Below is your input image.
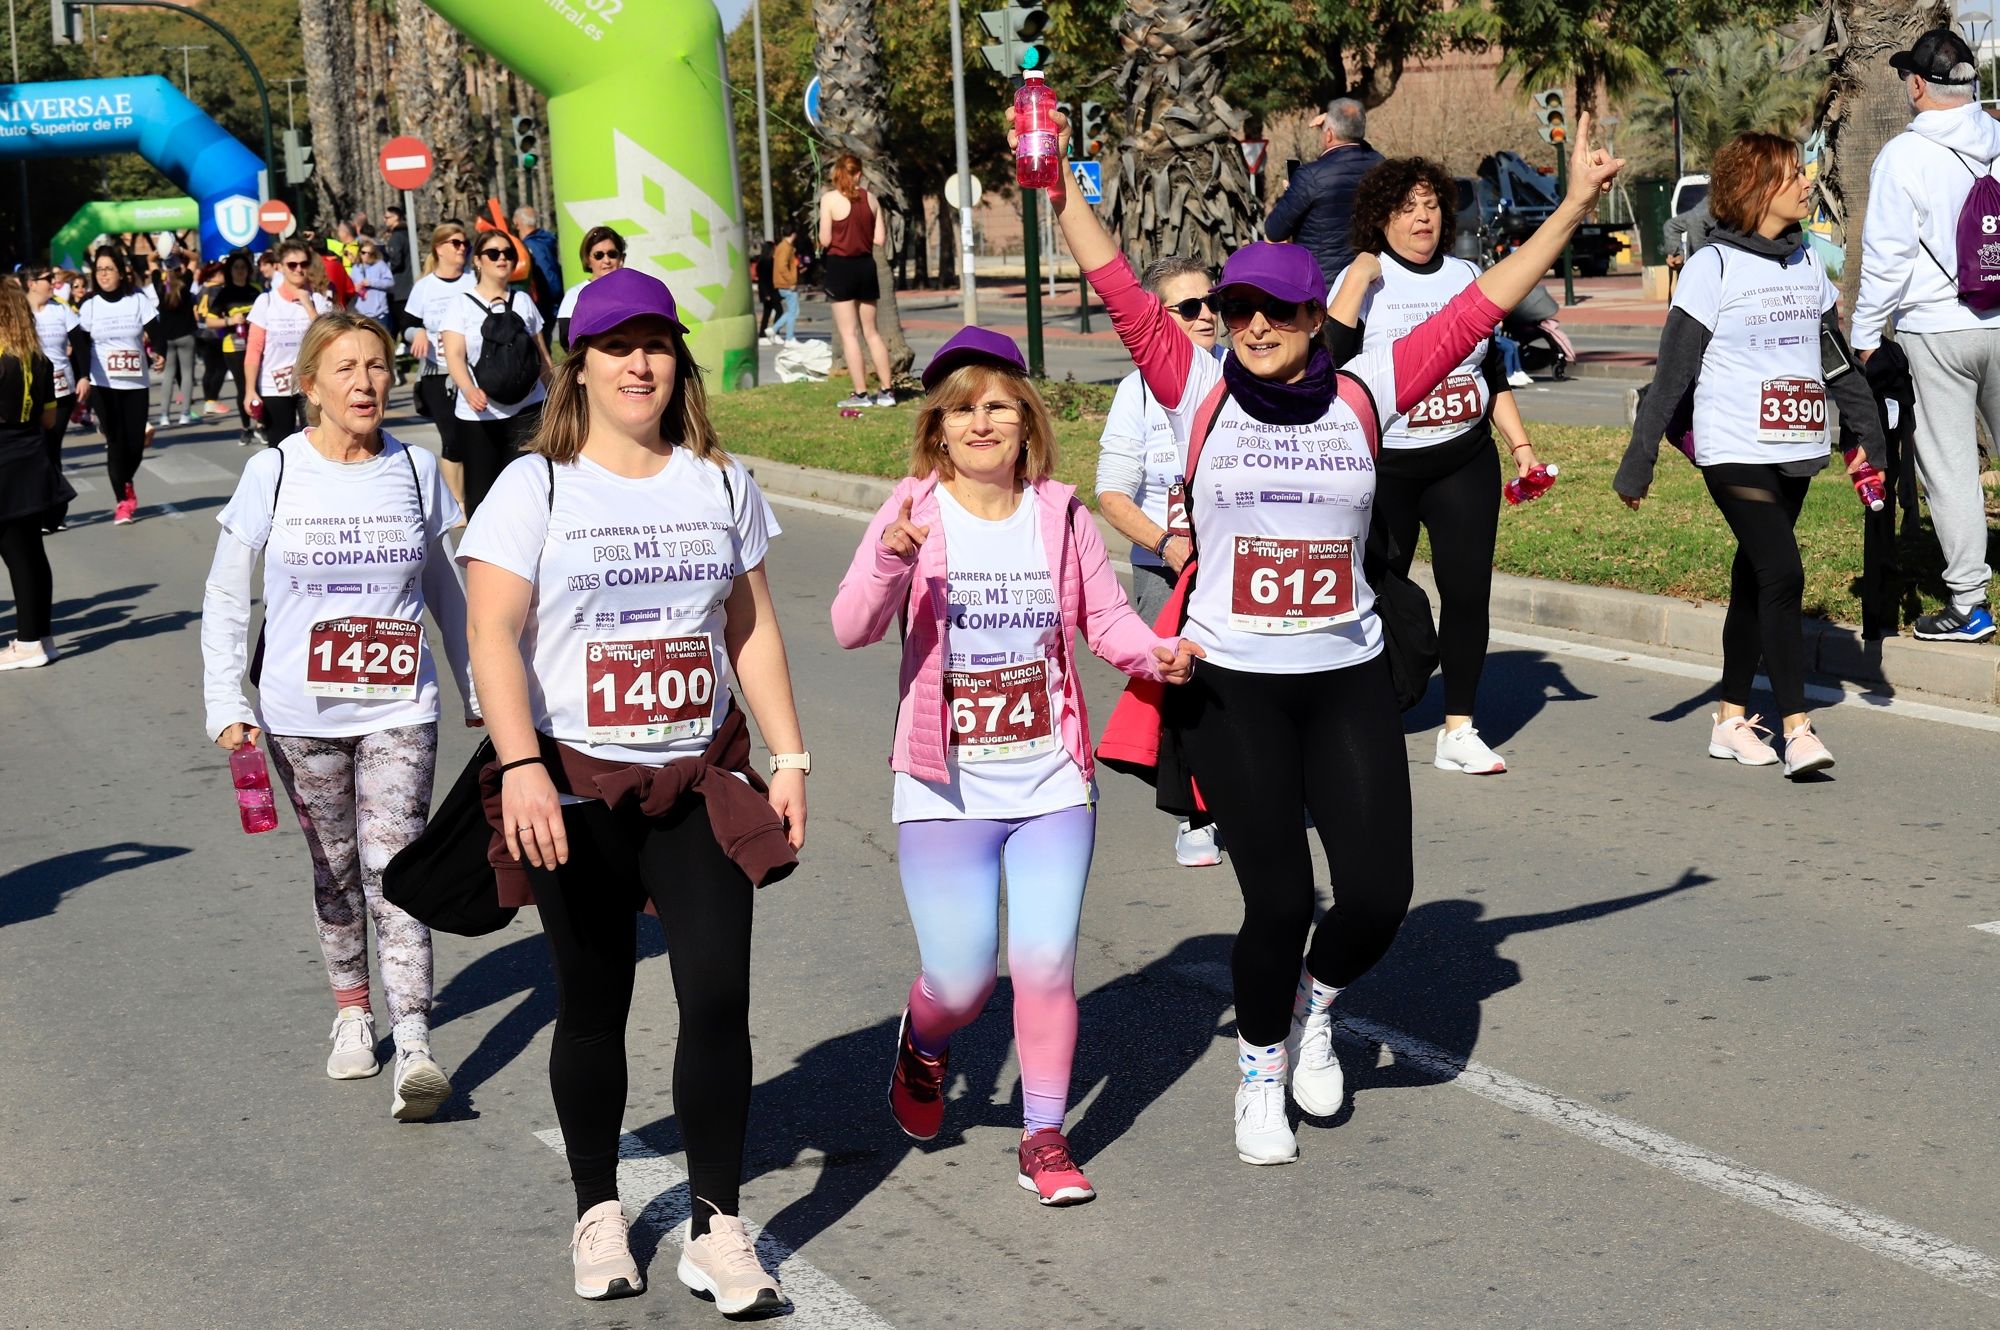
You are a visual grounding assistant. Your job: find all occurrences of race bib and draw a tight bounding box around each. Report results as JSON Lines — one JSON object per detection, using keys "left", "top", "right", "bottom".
{"left": 1757, "top": 377, "right": 1825, "bottom": 444}
{"left": 583, "top": 633, "right": 716, "bottom": 743}
{"left": 104, "top": 348, "right": 144, "bottom": 376}
{"left": 1405, "top": 373, "right": 1482, "bottom": 433}
{"left": 1165, "top": 481, "right": 1191, "bottom": 540}
{"left": 1229, "top": 536, "right": 1358, "bottom": 633}
{"left": 271, "top": 363, "right": 297, "bottom": 395}
{"left": 304, "top": 616, "right": 422, "bottom": 699}
{"left": 51, "top": 362, "right": 72, "bottom": 395}
{"left": 944, "top": 660, "right": 1055, "bottom": 762}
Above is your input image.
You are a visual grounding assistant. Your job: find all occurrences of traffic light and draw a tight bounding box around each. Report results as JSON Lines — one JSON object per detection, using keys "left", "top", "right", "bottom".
{"left": 282, "top": 128, "right": 313, "bottom": 186}
{"left": 1077, "top": 101, "right": 1107, "bottom": 158}
{"left": 978, "top": 6, "right": 1050, "bottom": 76}
{"left": 512, "top": 116, "right": 539, "bottom": 168}
{"left": 1533, "top": 90, "right": 1567, "bottom": 146}
{"left": 49, "top": 0, "right": 80, "bottom": 44}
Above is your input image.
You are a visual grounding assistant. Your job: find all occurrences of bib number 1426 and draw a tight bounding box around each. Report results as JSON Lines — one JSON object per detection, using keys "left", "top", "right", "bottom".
{"left": 584, "top": 634, "right": 716, "bottom": 743}
{"left": 304, "top": 616, "right": 421, "bottom": 699}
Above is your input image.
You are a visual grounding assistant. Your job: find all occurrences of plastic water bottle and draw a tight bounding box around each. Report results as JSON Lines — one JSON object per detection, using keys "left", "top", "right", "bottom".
{"left": 1014, "top": 70, "right": 1061, "bottom": 191}
{"left": 230, "top": 742, "right": 279, "bottom": 834}
{"left": 1843, "top": 447, "right": 1886, "bottom": 512}
{"left": 1503, "top": 461, "right": 1560, "bottom": 506}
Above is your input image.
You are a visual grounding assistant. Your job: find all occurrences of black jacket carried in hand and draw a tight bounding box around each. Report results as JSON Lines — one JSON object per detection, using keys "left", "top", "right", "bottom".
{"left": 1264, "top": 140, "right": 1386, "bottom": 288}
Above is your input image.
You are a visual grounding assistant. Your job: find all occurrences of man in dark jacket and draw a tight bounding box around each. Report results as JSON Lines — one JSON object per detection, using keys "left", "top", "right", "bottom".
{"left": 1264, "top": 98, "right": 1384, "bottom": 289}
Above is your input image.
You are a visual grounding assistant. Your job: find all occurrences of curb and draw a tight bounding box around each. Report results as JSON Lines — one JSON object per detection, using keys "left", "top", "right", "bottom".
{"left": 737, "top": 452, "right": 2000, "bottom": 709}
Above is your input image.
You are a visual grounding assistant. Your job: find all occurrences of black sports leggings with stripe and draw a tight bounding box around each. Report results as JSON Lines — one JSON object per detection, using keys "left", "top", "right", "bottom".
{"left": 1702, "top": 463, "right": 1812, "bottom": 719}
{"left": 1178, "top": 654, "right": 1414, "bottom": 1047}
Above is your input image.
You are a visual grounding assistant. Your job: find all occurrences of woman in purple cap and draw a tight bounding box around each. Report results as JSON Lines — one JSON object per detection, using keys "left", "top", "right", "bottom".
{"left": 1033, "top": 107, "right": 1622, "bottom": 1165}
{"left": 460, "top": 266, "right": 808, "bottom": 1312}
{"left": 830, "top": 325, "right": 1201, "bottom": 1206}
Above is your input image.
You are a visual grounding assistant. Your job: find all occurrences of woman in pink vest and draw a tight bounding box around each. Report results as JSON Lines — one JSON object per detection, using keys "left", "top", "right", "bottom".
{"left": 831, "top": 326, "right": 1200, "bottom": 1206}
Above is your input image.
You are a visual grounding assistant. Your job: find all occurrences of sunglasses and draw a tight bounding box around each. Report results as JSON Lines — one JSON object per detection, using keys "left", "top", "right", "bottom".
{"left": 1165, "top": 297, "right": 1209, "bottom": 322}
{"left": 479, "top": 249, "right": 515, "bottom": 262}
{"left": 282, "top": 260, "right": 311, "bottom": 271}
{"left": 589, "top": 248, "right": 622, "bottom": 261}
{"left": 441, "top": 237, "right": 467, "bottom": 249}
{"left": 1209, "top": 295, "right": 1306, "bottom": 330}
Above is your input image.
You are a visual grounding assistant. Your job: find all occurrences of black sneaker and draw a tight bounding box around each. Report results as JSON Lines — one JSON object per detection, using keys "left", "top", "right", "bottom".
{"left": 1913, "top": 604, "right": 1996, "bottom": 643}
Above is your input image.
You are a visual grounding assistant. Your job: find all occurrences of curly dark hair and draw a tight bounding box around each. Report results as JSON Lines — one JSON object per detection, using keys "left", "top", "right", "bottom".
{"left": 1347, "top": 157, "right": 1458, "bottom": 261}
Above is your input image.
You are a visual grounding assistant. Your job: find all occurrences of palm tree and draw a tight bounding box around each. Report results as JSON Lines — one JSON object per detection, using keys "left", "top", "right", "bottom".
{"left": 812, "top": 0, "right": 914, "bottom": 377}
{"left": 1102, "top": 0, "right": 1262, "bottom": 273}
{"left": 299, "top": 0, "right": 363, "bottom": 223}
{"left": 393, "top": 1, "right": 487, "bottom": 228}
{"left": 1626, "top": 26, "right": 1826, "bottom": 174}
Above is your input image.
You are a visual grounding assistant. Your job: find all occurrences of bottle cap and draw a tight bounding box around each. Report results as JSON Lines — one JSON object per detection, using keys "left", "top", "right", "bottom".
{"left": 1023, "top": 66, "right": 1043, "bottom": 79}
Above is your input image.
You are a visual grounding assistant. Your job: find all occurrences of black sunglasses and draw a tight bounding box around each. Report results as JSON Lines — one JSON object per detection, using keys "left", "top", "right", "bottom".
{"left": 479, "top": 248, "right": 515, "bottom": 262}
{"left": 1209, "top": 294, "right": 1306, "bottom": 329}
{"left": 1165, "top": 297, "right": 1209, "bottom": 321}
{"left": 589, "top": 247, "right": 622, "bottom": 261}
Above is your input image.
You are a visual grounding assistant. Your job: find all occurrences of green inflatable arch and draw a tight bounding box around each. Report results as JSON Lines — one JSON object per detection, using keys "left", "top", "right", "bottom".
{"left": 426, "top": 2, "right": 755, "bottom": 388}
{"left": 51, "top": 196, "right": 198, "bottom": 268}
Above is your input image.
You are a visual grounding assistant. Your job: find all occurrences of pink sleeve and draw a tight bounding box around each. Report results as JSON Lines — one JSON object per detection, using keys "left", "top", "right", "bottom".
{"left": 1088, "top": 257, "right": 1195, "bottom": 410}
{"left": 829, "top": 481, "right": 919, "bottom": 649}
{"left": 1070, "top": 503, "right": 1172, "bottom": 681}
{"left": 1390, "top": 284, "right": 1506, "bottom": 416}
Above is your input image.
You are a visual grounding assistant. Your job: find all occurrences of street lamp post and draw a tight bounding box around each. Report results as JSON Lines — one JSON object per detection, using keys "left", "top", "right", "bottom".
{"left": 1664, "top": 66, "right": 1693, "bottom": 183}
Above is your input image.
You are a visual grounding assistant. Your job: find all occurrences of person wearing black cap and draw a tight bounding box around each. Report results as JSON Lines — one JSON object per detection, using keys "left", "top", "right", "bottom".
{"left": 830, "top": 325, "right": 1200, "bottom": 1207}
{"left": 459, "top": 266, "right": 807, "bottom": 1313}
{"left": 1852, "top": 25, "right": 2000, "bottom": 643}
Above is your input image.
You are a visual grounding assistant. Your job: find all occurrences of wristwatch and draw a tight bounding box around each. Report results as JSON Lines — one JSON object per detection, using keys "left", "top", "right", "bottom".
{"left": 768, "top": 752, "right": 812, "bottom": 776}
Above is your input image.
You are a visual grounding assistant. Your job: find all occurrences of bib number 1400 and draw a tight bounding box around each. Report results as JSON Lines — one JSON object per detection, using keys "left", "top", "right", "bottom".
{"left": 584, "top": 635, "right": 715, "bottom": 743}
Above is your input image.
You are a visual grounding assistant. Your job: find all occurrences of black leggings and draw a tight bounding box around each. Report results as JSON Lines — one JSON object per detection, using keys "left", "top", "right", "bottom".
{"left": 415, "top": 376, "right": 463, "bottom": 463}
{"left": 206, "top": 346, "right": 248, "bottom": 427}
{"left": 1178, "top": 655, "right": 1414, "bottom": 1046}
{"left": 94, "top": 385, "right": 149, "bottom": 498}
{"left": 459, "top": 405, "right": 541, "bottom": 516}
{"left": 0, "top": 517, "right": 53, "bottom": 639}
{"left": 260, "top": 393, "right": 305, "bottom": 447}
{"left": 1376, "top": 424, "right": 1501, "bottom": 718}
{"left": 1703, "top": 464, "right": 1811, "bottom": 719}
{"left": 526, "top": 795, "right": 754, "bottom": 1227}
{"left": 42, "top": 395, "right": 74, "bottom": 527}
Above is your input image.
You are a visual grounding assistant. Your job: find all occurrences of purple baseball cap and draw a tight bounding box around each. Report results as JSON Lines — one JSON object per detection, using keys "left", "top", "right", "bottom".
{"left": 569, "top": 266, "right": 688, "bottom": 339}
{"left": 922, "top": 325, "right": 1028, "bottom": 390}
{"left": 1212, "top": 242, "right": 1326, "bottom": 305}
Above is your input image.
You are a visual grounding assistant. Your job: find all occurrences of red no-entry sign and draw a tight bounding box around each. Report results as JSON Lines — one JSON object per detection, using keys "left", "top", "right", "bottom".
{"left": 258, "top": 200, "right": 294, "bottom": 235}
{"left": 378, "top": 136, "right": 434, "bottom": 191}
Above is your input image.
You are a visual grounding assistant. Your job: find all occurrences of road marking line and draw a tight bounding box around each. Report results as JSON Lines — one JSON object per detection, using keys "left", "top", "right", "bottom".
{"left": 1970, "top": 921, "right": 2000, "bottom": 936}
{"left": 1164, "top": 960, "right": 2000, "bottom": 1299}
{"left": 534, "top": 1128, "right": 896, "bottom": 1328}
{"left": 63, "top": 473, "right": 97, "bottom": 494}
{"left": 141, "top": 453, "right": 235, "bottom": 486}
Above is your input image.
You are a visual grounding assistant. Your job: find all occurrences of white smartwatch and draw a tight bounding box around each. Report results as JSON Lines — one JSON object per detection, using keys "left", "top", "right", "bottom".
{"left": 768, "top": 751, "right": 812, "bottom": 776}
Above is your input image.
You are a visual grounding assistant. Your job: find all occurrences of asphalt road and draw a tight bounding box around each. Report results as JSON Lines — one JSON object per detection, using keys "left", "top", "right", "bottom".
{"left": 3, "top": 395, "right": 1999, "bottom": 1330}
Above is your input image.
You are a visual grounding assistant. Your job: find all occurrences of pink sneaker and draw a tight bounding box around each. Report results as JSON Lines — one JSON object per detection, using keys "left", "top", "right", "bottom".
{"left": 1782, "top": 722, "right": 1835, "bottom": 778}
{"left": 1707, "top": 712, "right": 1778, "bottom": 766}
{"left": 113, "top": 483, "right": 138, "bottom": 526}
{"left": 1017, "top": 1128, "right": 1096, "bottom": 1206}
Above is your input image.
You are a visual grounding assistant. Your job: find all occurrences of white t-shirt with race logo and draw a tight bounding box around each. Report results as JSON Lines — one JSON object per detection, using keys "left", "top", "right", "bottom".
{"left": 1328, "top": 253, "right": 1492, "bottom": 449}
{"left": 216, "top": 430, "right": 463, "bottom": 739}
{"left": 248, "top": 287, "right": 333, "bottom": 396}
{"left": 78, "top": 287, "right": 160, "bottom": 390}
{"left": 34, "top": 302, "right": 78, "bottom": 397}
{"left": 1672, "top": 242, "right": 1838, "bottom": 468}
{"left": 406, "top": 271, "right": 475, "bottom": 373}
{"left": 1098, "top": 368, "right": 1187, "bottom": 568}
{"left": 891, "top": 486, "right": 1090, "bottom": 823}
{"left": 455, "top": 449, "right": 773, "bottom": 766}
{"left": 444, "top": 290, "right": 547, "bottom": 421}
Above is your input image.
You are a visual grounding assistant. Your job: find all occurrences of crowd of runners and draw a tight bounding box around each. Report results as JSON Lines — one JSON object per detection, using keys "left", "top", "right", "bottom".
{"left": 2, "top": 24, "right": 1998, "bottom": 1318}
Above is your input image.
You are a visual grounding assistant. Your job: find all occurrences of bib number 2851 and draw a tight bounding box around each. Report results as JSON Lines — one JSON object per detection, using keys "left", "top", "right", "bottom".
{"left": 584, "top": 634, "right": 716, "bottom": 743}
{"left": 1229, "top": 536, "right": 1357, "bottom": 632}
{"left": 304, "top": 616, "right": 421, "bottom": 699}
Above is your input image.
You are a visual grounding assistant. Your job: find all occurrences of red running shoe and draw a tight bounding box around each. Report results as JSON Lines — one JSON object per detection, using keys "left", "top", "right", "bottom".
{"left": 1017, "top": 1128, "right": 1095, "bottom": 1206}
{"left": 887, "top": 1008, "right": 947, "bottom": 1141}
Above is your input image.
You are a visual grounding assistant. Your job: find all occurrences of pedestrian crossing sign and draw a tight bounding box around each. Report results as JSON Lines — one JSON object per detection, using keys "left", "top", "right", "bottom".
{"left": 1071, "top": 161, "right": 1102, "bottom": 204}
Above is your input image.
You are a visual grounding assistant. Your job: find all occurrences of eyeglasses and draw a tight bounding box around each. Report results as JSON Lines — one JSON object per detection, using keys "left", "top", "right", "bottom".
{"left": 589, "top": 248, "right": 622, "bottom": 262}
{"left": 282, "top": 260, "right": 311, "bottom": 271}
{"left": 441, "top": 238, "right": 467, "bottom": 249}
{"left": 1210, "top": 295, "right": 1306, "bottom": 330}
{"left": 941, "top": 400, "right": 1024, "bottom": 427}
{"left": 1165, "top": 297, "right": 1208, "bottom": 322}
{"left": 479, "top": 249, "right": 514, "bottom": 262}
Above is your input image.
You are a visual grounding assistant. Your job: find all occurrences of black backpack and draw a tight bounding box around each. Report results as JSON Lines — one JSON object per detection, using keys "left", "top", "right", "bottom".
{"left": 464, "top": 292, "right": 541, "bottom": 403}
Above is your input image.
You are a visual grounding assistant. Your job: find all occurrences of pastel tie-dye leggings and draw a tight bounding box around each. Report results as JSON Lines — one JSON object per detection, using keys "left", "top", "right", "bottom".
{"left": 897, "top": 805, "right": 1095, "bottom": 1133}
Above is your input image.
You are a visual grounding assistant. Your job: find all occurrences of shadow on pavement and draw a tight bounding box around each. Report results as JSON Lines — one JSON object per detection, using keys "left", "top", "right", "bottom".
{"left": 1403, "top": 648, "right": 1598, "bottom": 746}
{"left": 0, "top": 841, "right": 190, "bottom": 928}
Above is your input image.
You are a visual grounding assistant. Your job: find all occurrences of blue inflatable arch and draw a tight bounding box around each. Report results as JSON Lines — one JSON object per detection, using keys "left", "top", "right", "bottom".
{"left": 0, "top": 76, "right": 267, "bottom": 259}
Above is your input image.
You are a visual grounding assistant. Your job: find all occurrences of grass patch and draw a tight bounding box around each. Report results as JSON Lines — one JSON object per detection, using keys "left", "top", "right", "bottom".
{"left": 713, "top": 382, "right": 1983, "bottom": 628}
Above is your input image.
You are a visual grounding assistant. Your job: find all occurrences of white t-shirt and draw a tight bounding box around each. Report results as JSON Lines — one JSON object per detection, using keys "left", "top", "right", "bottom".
{"left": 556, "top": 279, "right": 589, "bottom": 323}
{"left": 1330, "top": 253, "right": 1492, "bottom": 449}
{"left": 248, "top": 288, "right": 332, "bottom": 396}
{"left": 1097, "top": 368, "right": 1186, "bottom": 568}
{"left": 1673, "top": 243, "right": 1838, "bottom": 468}
{"left": 216, "top": 430, "right": 464, "bottom": 739}
{"left": 406, "top": 271, "right": 474, "bottom": 373}
{"left": 34, "top": 302, "right": 79, "bottom": 397}
{"left": 78, "top": 288, "right": 159, "bottom": 390}
{"left": 1166, "top": 348, "right": 1397, "bottom": 674}
{"left": 455, "top": 449, "right": 773, "bottom": 766}
{"left": 444, "top": 290, "right": 547, "bottom": 420}
{"left": 892, "top": 486, "right": 1090, "bottom": 823}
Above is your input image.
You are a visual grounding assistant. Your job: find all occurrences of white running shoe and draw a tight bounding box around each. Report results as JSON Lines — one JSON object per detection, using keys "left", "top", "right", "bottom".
{"left": 1506, "top": 370, "right": 1535, "bottom": 388}
{"left": 0, "top": 639, "right": 54, "bottom": 671}
{"left": 325, "top": 1006, "right": 379, "bottom": 1080}
{"left": 1233, "top": 1079, "right": 1298, "bottom": 1166}
{"left": 870, "top": 391, "right": 897, "bottom": 408}
{"left": 1434, "top": 723, "right": 1507, "bottom": 774}
{"left": 1707, "top": 712, "right": 1779, "bottom": 766}
{"left": 571, "top": 1200, "right": 644, "bottom": 1300}
{"left": 390, "top": 1046, "right": 453, "bottom": 1121}
{"left": 1286, "top": 1017, "right": 1345, "bottom": 1117}
{"left": 1174, "top": 820, "right": 1222, "bottom": 867}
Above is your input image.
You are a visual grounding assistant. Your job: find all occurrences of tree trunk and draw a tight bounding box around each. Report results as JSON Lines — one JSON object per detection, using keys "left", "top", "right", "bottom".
{"left": 354, "top": 0, "right": 395, "bottom": 225}
{"left": 393, "top": 1, "right": 484, "bottom": 234}
{"left": 812, "top": 0, "right": 914, "bottom": 378}
{"left": 300, "top": 0, "right": 364, "bottom": 225}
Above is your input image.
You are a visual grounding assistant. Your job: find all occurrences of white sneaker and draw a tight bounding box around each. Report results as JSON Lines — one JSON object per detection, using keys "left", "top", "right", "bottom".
{"left": 571, "top": 1200, "right": 644, "bottom": 1300}
{"left": 1434, "top": 723, "right": 1507, "bottom": 774}
{"left": 1233, "top": 1079, "right": 1298, "bottom": 1165}
{"left": 325, "top": 1006, "right": 379, "bottom": 1080}
{"left": 390, "top": 1046, "right": 453, "bottom": 1121}
{"left": 1506, "top": 370, "right": 1535, "bottom": 388}
{"left": 870, "top": 391, "right": 897, "bottom": 408}
{"left": 1174, "top": 820, "right": 1222, "bottom": 867}
{"left": 1286, "top": 1016, "right": 1345, "bottom": 1117}
{"left": 0, "top": 639, "right": 54, "bottom": 671}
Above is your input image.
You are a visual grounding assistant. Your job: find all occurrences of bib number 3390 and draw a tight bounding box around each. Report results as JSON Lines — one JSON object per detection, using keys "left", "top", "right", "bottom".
{"left": 1757, "top": 377, "right": 1826, "bottom": 444}
{"left": 1230, "top": 536, "right": 1358, "bottom": 632}
{"left": 584, "top": 634, "right": 716, "bottom": 743}
{"left": 945, "top": 661, "right": 1055, "bottom": 763}
{"left": 304, "top": 616, "right": 421, "bottom": 699}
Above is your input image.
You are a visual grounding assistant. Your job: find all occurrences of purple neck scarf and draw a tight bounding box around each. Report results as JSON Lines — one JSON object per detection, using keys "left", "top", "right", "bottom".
{"left": 1222, "top": 342, "right": 1339, "bottom": 426}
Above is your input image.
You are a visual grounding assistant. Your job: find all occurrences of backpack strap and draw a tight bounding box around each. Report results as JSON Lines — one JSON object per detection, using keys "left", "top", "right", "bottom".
{"left": 1332, "top": 370, "right": 1381, "bottom": 457}
{"left": 545, "top": 454, "right": 555, "bottom": 512}
{"left": 401, "top": 441, "right": 425, "bottom": 529}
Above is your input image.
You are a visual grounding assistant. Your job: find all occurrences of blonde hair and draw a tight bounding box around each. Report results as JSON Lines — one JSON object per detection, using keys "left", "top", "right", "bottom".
{"left": 908, "top": 365, "right": 1057, "bottom": 483}
{"left": 530, "top": 324, "right": 726, "bottom": 465}
{"left": 296, "top": 311, "right": 396, "bottom": 425}
{"left": 423, "top": 222, "right": 467, "bottom": 274}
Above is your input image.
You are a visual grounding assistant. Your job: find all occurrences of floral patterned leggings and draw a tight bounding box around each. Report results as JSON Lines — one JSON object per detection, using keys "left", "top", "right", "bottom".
{"left": 267, "top": 722, "right": 438, "bottom": 1047}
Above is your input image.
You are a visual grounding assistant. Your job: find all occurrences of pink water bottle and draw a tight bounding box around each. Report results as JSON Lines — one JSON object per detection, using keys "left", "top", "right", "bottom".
{"left": 230, "top": 741, "right": 279, "bottom": 834}
{"left": 1504, "top": 461, "right": 1560, "bottom": 506}
{"left": 1843, "top": 447, "right": 1886, "bottom": 512}
{"left": 1014, "top": 70, "right": 1061, "bottom": 191}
